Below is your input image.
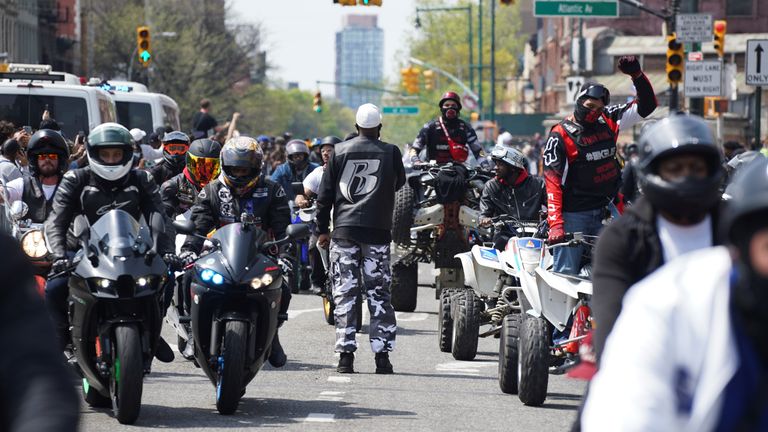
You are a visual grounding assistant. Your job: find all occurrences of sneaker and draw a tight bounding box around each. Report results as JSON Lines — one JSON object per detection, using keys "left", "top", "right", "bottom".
{"left": 337, "top": 352, "right": 354, "bottom": 374}
{"left": 268, "top": 333, "right": 287, "bottom": 368}
{"left": 375, "top": 352, "right": 393, "bottom": 375}
{"left": 182, "top": 339, "right": 196, "bottom": 361}
{"left": 155, "top": 337, "right": 175, "bottom": 363}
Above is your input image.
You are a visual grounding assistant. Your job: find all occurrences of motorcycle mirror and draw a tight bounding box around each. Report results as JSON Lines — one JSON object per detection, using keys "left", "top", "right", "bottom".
{"left": 172, "top": 219, "right": 196, "bottom": 235}
{"left": 286, "top": 223, "right": 310, "bottom": 240}
{"left": 73, "top": 215, "right": 89, "bottom": 240}
{"left": 290, "top": 182, "right": 305, "bottom": 196}
{"left": 9, "top": 201, "right": 28, "bottom": 221}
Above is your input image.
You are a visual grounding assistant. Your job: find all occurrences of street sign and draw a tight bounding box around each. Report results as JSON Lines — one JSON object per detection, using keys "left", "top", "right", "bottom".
{"left": 533, "top": 0, "right": 618, "bottom": 17}
{"left": 684, "top": 60, "right": 722, "bottom": 97}
{"left": 746, "top": 39, "right": 768, "bottom": 86}
{"left": 461, "top": 94, "right": 478, "bottom": 111}
{"left": 381, "top": 106, "right": 419, "bottom": 115}
{"left": 688, "top": 51, "right": 703, "bottom": 62}
{"left": 565, "top": 76, "right": 585, "bottom": 104}
{"left": 676, "top": 14, "right": 713, "bottom": 43}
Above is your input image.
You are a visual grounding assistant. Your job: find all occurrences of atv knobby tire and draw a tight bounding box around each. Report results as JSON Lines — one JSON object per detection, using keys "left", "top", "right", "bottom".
{"left": 391, "top": 184, "right": 416, "bottom": 246}
{"left": 517, "top": 316, "right": 549, "bottom": 406}
{"left": 451, "top": 290, "right": 483, "bottom": 361}
{"left": 391, "top": 262, "right": 418, "bottom": 312}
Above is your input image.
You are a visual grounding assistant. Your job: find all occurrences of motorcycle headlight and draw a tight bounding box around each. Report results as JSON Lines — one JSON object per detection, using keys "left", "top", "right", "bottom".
{"left": 20, "top": 230, "right": 48, "bottom": 259}
{"left": 250, "top": 273, "right": 274, "bottom": 290}
{"left": 200, "top": 268, "right": 225, "bottom": 285}
{"left": 135, "top": 275, "right": 158, "bottom": 290}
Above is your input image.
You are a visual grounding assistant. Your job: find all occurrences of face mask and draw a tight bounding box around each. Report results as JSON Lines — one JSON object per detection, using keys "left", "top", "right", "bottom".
{"left": 574, "top": 102, "right": 601, "bottom": 125}
{"left": 441, "top": 107, "right": 460, "bottom": 120}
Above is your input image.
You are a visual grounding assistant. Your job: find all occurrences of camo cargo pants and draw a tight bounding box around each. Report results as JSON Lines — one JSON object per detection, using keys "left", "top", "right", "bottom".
{"left": 329, "top": 238, "right": 397, "bottom": 353}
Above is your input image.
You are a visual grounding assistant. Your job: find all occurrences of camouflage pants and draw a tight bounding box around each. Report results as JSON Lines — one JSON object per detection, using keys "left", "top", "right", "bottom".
{"left": 329, "top": 238, "right": 397, "bottom": 353}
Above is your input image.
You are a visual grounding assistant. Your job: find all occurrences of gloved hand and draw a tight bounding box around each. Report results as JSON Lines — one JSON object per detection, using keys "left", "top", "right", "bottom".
{"left": 617, "top": 56, "right": 642, "bottom": 77}
{"left": 410, "top": 154, "right": 421, "bottom": 166}
{"left": 163, "top": 253, "right": 183, "bottom": 271}
{"left": 51, "top": 257, "right": 70, "bottom": 275}
{"left": 179, "top": 250, "right": 198, "bottom": 267}
{"left": 548, "top": 224, "right": 566, "bottom": 244}
{"left": 278, "top": 256, "right": 294, "bottom": 276}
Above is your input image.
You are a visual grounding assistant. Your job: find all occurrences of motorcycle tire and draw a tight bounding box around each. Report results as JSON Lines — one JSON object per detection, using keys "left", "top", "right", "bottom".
{"left": 216, "top": 320, "right": 248, "bottom": 415}
{"left": 517, "top": 316, "right": 549, "bottom": 406}
{"left": 300, "top": 268, "right": 311, "bottom": 292}
{"left": 390, "top": 262, "right": 418, "bottom": 312}
{"left": 391, "top": 184, "right": 416, "bottom": 246}
{"left": 111, "top": 324, "right": 144, "bottom": 425}
{"left": 82, "top": 378, "right": 111, "bottom": 408}
{"left": 451, "top": 290, "right": 483, "bottom": 361}
{"left": 499, "top": 313, "right": 521, "bottom": 394}
{"left": 438, "top": 288, "right": 456, "bottom": 353}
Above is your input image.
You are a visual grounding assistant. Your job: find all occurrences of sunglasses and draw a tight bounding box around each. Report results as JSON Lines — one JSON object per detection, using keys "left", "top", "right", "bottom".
{"left": 165, "top": 143, "right": 189, "bottom": 156}
{"left": 37, "top": 153, "right": 59, "bottom": 161}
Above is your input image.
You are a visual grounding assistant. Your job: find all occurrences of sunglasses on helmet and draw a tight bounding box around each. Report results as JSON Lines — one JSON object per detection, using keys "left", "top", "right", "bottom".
{"left": 37, "top": 153, "right": 59, "bottom": 161}
{"left": 165, "top": 143, "right": 189, "bottom": 156}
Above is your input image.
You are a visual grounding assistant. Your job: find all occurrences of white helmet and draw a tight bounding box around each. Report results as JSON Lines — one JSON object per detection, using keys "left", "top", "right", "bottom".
{"left": 87, "top": 123, "right": 134, "bottom": 182}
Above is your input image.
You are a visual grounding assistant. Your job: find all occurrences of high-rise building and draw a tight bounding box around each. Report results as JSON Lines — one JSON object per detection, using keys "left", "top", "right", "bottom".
{"left": 335, "top": 15, "right": 384, "bottom": 109}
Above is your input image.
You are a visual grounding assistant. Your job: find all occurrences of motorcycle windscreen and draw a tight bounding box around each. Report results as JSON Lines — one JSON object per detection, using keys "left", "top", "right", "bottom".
{"left": 211, "top": 223, "right": 269, "bottom": 278}
{"left": 90, "top": 209, "right": 151, "bottom": 256}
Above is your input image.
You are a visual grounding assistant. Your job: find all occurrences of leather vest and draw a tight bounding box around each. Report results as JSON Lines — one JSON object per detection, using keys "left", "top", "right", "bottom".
{"left": 557, "top": 118, "right": 621, "bottom": 199}
{"left": 21, "top": 176, "right": 55, "bottom": 223}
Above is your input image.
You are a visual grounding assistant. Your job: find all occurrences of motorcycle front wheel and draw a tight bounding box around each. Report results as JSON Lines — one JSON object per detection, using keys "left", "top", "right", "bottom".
{"left": 111, "top": 324, "right": 144, "bottom": 424}
{"left": 216, "top": 320, "right": 248, "bottom": 415}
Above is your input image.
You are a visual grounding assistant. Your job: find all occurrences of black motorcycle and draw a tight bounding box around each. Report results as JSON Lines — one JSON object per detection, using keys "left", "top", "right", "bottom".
{"left": 69, "top": 209, "right": 167, "bottom": 425}
{"left": 173, "top": 216, "right": 310, "bottom": 415}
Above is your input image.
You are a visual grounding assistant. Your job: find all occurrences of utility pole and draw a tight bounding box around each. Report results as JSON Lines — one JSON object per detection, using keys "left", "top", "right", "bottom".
{"left": 490, "top": 0, "right": 496, "bottom": 121}
{"left": 477, "top": 0, "right": 483, "bottom": 116}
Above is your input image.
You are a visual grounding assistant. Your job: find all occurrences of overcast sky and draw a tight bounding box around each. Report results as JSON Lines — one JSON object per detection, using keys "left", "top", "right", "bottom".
{"left": 230, "top": 0, "right": 418, "bottom": 95}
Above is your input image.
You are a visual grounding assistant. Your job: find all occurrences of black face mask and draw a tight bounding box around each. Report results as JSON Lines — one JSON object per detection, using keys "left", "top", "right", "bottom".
{"left": 441, "top": 107, "right": 460, "bottom": 120}
{"left": 574, "top": 102, "right": 601, "bottom": 126}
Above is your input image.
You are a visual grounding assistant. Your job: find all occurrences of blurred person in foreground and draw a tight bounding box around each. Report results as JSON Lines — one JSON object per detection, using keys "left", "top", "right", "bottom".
{"left": 583, "top": 156, "right": 768, "bottom": 431}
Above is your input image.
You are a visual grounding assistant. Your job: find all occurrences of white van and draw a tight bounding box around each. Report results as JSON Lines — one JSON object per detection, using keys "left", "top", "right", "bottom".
{"left": 103, "top": 82, "right": 181, "bottom": 134}
{"left": 0, "top": 80, "right": 116, "bottom": 139}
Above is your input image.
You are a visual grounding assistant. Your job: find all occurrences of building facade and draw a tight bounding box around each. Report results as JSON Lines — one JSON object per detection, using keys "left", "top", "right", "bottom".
{"left": 335, "top": 14, "right": 384, "bottom": 109}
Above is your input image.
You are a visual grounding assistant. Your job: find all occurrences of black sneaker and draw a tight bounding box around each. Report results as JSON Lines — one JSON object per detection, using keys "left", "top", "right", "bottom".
{"left": 268, "top": 333, "right": 287, "bottom": 368}
{"left": 155, "top": 337, "right": 175, "bottom": 363}
{"left": 337, "top": 352, "right": 354, "bottom": 374}
{"left": 375, "top": 352, "right": 393, "bottom": 375}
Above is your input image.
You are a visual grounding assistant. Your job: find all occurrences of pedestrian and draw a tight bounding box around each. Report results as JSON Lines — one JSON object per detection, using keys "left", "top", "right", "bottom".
{"left": 582, "top": 156, "right": 768, "bottom": 431}
{"left": 191, "top": 98, "right": 218, "bottom": 137}
{"left": 0, "top": 139, "right": 24, "bottom": 184}
{"left": 316, "top": 103, "right": 405, "bottom": 374}
{"left": 543, "top": 55, "right": 657, "bottom": 275}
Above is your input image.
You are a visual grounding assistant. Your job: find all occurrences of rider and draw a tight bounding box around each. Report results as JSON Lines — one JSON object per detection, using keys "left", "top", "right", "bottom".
{"left": 410, "top": 91, "right": 483, "bottom": 165}
{"left": 270, "top": 139, "right": 319, "bottom": 202}
{"left": 0, "top": 129, "right": 69, "bottom": 221}
{"left": 150, "top": 131, "right": 191, "bottom": 186}
{"left": 180, "top": 136, "right": 292, "bottom": 368}
{"left": 44, "top": 123, "right": 177, "bottom": 361}
{"left": 582, "top": 156, "right": 768, "bottom": 431}
{"left": 160, "top": 138, "right": 222, "bottom": 219}
{"left": 479, "top": 146, "right": 547, "bottom": 250}
{"left": 543, "top": 56, "right": 657, "bottom": 274}
{"left": 591, "top": 114, "right": 724, "bottom": 360}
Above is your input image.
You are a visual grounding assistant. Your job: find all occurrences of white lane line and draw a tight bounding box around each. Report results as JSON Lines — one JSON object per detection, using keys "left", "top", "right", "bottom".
{"left": 395, "top": 312, "right": 429, "bottom": 322}
{"left": 435, "top": 361, "right": 495, "bottom": 376}
{"left": 327, "top": 376, "right": 351, "bottom": 383}
{"left": 288, "top": 308, "right": 323, "bottom": 319}
{"left": 317, "top": 391, "right": 345, "bottom": 402}
{"left": 305, "top": 413, "right": 335, "bottom": 423}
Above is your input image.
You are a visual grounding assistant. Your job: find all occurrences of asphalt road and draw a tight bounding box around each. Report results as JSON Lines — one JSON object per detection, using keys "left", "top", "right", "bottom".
{"left": 79, "top": 265, "right": 585, "bottom": 431}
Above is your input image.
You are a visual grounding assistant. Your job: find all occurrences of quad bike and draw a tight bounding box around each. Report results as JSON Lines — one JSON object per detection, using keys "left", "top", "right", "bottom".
{"left": 390, "top": 162, "right": 492, "bottom": 312}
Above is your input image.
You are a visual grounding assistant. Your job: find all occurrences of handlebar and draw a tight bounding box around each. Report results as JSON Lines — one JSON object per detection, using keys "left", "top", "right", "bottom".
{"left": 547, "top": 233, "right": 598, "bottom": 248}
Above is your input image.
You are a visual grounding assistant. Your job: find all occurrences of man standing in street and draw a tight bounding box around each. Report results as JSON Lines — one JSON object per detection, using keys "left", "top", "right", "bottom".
{"left": 316, "top": 104, "right": 405, "bottom": 374}
{"left": 191, "top": 98, "right": 218, "bottom": 139}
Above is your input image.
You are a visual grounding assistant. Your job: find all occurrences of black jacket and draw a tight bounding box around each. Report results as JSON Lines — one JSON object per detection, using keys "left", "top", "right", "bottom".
{"left": 413, "top": 117, "right": 482, "bottom": 164}
{"left": 479, "top": 174, "right": 547, "bottom": 221}
{"left": 44, "top": 167, "right": 174, "bottom": 258}
{"left": 182, "top": 177, "right": 290, "bottom": 253}
{"left": 0, "top": 234, "right": 79, "bottom": 432}
{"left": 316, "top": 135, "right": 406, "bottom": 245}
{"left": 160, "top": 172, "right": 199, "bottom": 218}
{"left": 591, "top": 197, "right": 719, "bottom": 360}
{"left": 150, "top": 160, "right": 183, "bottom": 187}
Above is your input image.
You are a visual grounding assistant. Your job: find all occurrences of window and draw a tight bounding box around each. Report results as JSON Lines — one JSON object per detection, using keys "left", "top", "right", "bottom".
{"left": 0, "top": 93, "right": 89, "bottom": 139}
{"left": 727, "top": 0, "right": 753, "bottom": 16}
{"left": 116, "top": 102, "right": 152, "bottom": 134}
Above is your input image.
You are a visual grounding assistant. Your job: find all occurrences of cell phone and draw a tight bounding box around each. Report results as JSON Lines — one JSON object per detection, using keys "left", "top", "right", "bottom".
{"left": 22, "top": 126, "right": 32, "bottom": 134}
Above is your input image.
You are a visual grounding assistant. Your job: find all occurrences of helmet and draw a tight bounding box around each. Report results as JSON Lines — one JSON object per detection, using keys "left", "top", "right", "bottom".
{"left": 286, "top": 139, "right": 310, "bottom": 158}
{"left": 310, "top": 138, "right": 322, "bottom": 148}
{"left": 320, "top": 136, "right": 342, "bottom": 148}
{"left": 256, "top": 135, "right": 270, "bottom": 144}
{"left": 491, "top": 146, "right": 526, "bottom": 170}
{"left": 722, "top": 157, "right": 768, "bottom": 241}
{"left": 576, "top": 82, "right": 610, "bottom": 105}
{"left": 186, "top": 138, "right": 222, "bottom": 187}
{"left": 220, "top": 136, "right": 263, "bottom": 194}
{"left": 439, "top": 91, "right": 462, "bottom": 110}
{"left": 27, "top": 129, "right": 70, "bottom": 176}
{"left": 637, "top": 114, "right": 723, "bottom": 217}
{"left": 86, "top": 123, "right": 134, "bottom": 182}
{"left": 161, "top": 130, "right": 190, "bottom": 169}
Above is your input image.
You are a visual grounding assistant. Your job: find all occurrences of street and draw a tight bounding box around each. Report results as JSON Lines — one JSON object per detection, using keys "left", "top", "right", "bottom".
{"left": 79, "top": 265, "right": 585, "bottom": 431}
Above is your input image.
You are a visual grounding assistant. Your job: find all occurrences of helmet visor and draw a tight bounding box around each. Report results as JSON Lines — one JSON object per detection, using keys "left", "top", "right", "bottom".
{"left": 577, "top": 85, "right": 610, "bottom": 105}
{"left": 188, "top": 154, "right": 221, "bottom": 185}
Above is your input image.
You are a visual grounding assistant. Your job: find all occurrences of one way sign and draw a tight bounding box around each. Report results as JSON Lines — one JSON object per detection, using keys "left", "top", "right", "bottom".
{"left": 746, "top": 39, "right": 768, "bottom": 86}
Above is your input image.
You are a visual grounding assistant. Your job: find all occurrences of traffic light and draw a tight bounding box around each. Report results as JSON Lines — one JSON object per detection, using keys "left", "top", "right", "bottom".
{"left": 136, "top": 26, "right": 151, "bottom": 67}
{"left": 666, "top": 33, "right": 684, "bottom": 85}
{"left": 713, "top": 20, "right": 726, "bottom": 58}
{"left": 401, "top": 67, "right": 420, "bottom": 95}
{"left": 313, "top": 91, "right": 322, "bottom": 113}
{"left": 423, "top": 70, "right": 435, "bottom": 91}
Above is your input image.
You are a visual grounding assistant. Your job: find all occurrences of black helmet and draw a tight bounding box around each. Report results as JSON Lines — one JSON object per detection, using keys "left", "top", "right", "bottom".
{"left": 161, "top": 130, "right": 190, "bottom": 169}
{"left": 490, "top": 146, "right": 526, "bottom": 170}
{"left": 320, "top": 136, "right": 342, "bottom": 148}
{"left": 637, "top": 114, "right": 723, "bottom": 218}
{"left": 186, "top": 138, "right": 222, "bottom": 188}
{"left": 87, "top": 123, "right": 134, "bottom": 182}
{"left": 286, "top": 139, "right": 310, "bottom": 157}
{"left": 721, "top": 156, "right": 768, "bottom": 244}
{"left": 220, "top": 136, "right": 263, "bottom": 194}
{"left": 27, "top": 129, "right": 70, "bottom": 176}
{"left": 576, "top": 82, "right": 610, "bottom": 105}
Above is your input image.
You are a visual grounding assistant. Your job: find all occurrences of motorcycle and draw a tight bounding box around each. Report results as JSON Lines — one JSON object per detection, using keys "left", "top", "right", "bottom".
{"left": 390, "top": 162, "right": 492, "bottom": 312}
{"left": 173, "top": 216, "right": 310, "bottom": 415}
{"left": 288, "top": 182, "right": 313, "bottom": 293}
{"left": 5, "top": 201, "right": 51, "bottom": 296}
{"left": 67, "top": 209, "right": 168, "bottom": 424}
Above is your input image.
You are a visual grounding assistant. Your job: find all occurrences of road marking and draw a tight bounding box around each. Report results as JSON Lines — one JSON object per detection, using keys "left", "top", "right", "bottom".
{"left": 317, "top": 391, "right": 345, "bottom": 401}
{"left": 305, "top": 413, "right": 335, "bottom": 423}
{"left": 327, "top": 376, "right": 351, "bottom": 383}
{"left": 395, "top": 312, "right": 429, "bottom": 322}
{"left": 288, "top": 308, "right": 323, "bottom": 319}
{"left": 435, "top": 361, "right": 495, "bottom": 376}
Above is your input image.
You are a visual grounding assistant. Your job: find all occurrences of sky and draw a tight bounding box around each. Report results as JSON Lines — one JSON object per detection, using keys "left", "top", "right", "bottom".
{"left": 229, "top": 0, "right": 418, "bottom": 95}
